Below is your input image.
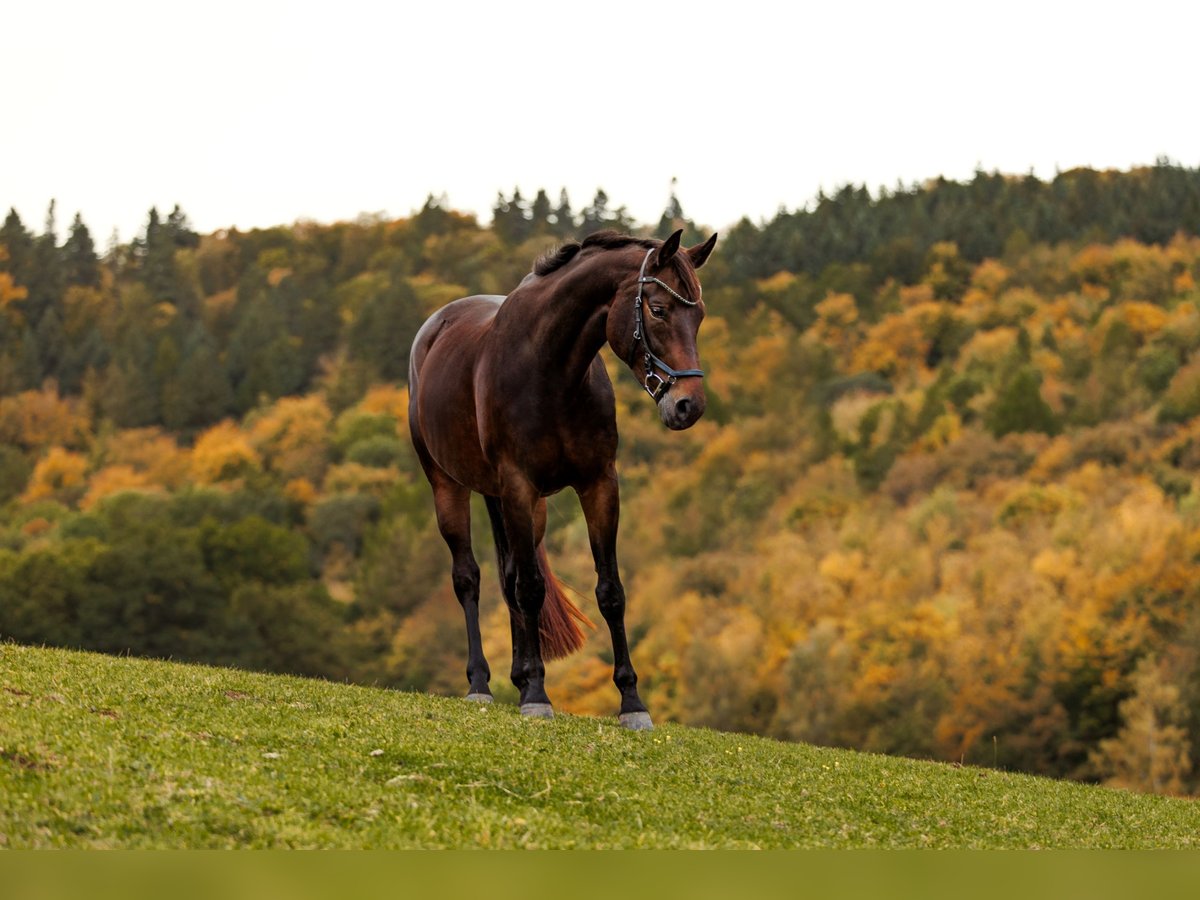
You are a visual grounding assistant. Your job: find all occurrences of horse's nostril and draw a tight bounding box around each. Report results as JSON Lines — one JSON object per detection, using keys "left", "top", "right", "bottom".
{"left": 675, "top": 397, "right": 692, "bottom": 418}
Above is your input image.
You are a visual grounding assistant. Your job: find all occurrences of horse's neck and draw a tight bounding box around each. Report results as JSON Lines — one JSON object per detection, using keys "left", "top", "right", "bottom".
{"left": 495, "top": 253, "right": 623, "bottom": 386}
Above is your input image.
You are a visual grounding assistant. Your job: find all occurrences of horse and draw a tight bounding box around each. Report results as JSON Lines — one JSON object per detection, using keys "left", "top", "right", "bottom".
{"left": 407, "top": 228, "right": 717, "bottom": 729}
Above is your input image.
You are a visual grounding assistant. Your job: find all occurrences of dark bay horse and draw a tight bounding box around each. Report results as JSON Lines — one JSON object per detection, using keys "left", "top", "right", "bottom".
{"left": 408, "top": 229, "right": 717, "bottom": 729}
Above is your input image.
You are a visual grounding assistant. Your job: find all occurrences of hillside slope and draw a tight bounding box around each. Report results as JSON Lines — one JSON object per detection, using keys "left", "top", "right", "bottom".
{"left": 3, "top": 645, "right": 1198, "bottom": 848}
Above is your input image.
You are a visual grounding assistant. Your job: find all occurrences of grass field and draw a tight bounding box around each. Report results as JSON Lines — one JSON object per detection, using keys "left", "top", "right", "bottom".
{"left": 2, "top": 642, "right": 1199, "bottom": 848}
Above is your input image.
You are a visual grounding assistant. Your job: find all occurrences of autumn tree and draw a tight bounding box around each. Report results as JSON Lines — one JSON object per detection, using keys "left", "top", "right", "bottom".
{"left": 0, "top": 245, "right": 29, "bottom": 327}
{"left": 1091, "top": 657, "right": 1193, "bottom": 795}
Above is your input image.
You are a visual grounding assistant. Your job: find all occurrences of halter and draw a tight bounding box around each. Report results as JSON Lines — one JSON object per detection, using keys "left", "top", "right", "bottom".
{"left": 631, "top": 248, "right": 704, "bottom": 402}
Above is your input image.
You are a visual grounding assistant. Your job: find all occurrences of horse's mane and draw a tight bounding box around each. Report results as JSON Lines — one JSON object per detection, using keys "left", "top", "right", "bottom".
{"left": 535, "top": 232, "right": 656, "bottom": 276}
{"left": 533, "top": 242, "right": 583, "bottom": 276}
{"left": 532, "top": 231, "right": 701, "bottom": 298}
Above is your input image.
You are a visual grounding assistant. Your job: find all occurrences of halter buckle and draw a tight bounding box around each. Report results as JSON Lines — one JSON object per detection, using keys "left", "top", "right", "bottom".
{"left": 644, "top": 370, "right": 672, "bottom": 402}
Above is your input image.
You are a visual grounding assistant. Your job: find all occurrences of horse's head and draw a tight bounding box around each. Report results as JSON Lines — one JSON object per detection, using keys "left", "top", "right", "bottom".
{"left": 610, "top": 229, "right": 717, "bottom": 430}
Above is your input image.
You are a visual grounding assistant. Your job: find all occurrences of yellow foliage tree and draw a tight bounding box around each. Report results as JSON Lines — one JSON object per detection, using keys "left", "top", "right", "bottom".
{"left": 248, "top": 395, "right": 332, "bottom": 482}
{"left": 284, "top": 477, "right": 318, "bottom": 506}
{"left": 810, "top": 292, "right": 860, "bottom": 360}
{"left": 1091, "top": 657, "right": 1193, "bottom": 795}
{"left": 970, "top": 258, "right": 1012, "bottom": 298}
{"left": 99, "top": 427, "right": 189, "bottom": 489}
{"left": 80, "top": 465, "right": 158, "bottom": 510}
{"left": 852, "top": 303, "right": 945, "bottom": 377}
{"left": 359, "top": 384, "right": 410, "bottom": 430}
{"left": 62, "top": 285, "right": 113, "bottom": 339}
{"left": 190, "top": 421, "right": 261, "bottom": 484}
{"left": 0, "top": 246, "right": 28, "bottom": 326}
{"left": 21, "top": 447, "right": 89, "bottom": 505}
{"left": 323, "top": 461, "right": 397, "bottom": 495}
{"left": 0, "top": 386, "right": 91, "bottom": 451}
{"left": 960, "top": 326, "right": 1017, "bottom": 368}
{"left": 1118, "top": 301, "right": 1170, "bottom": 339}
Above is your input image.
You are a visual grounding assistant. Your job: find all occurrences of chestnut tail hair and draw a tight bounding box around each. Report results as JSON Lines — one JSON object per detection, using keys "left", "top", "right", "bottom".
{"left": 535, "top": 544, "right": 593, "bottom": 660}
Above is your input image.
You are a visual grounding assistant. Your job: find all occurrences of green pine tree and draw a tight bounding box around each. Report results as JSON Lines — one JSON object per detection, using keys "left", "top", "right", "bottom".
{"left": 987, "top": 366, "right": 1059, "bottom": 436}
{"left": 62, "top": 213, "right": 100, "bottom": 288}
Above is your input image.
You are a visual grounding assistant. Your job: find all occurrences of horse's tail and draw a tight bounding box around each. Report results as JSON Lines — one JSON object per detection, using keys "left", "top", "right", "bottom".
{"left": 535, "top": 544, "right": 594, "bottom": 660}
{"left": 485, "top": 496, "right": 594, "bottom": 661}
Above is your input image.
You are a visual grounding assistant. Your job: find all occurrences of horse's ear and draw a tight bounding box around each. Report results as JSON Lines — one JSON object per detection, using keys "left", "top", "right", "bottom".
{"left": 687, "top": 233, "right": 718, "bottom": 269}
{"left": 654, "top": 229, "right": 683, "bottom": 267}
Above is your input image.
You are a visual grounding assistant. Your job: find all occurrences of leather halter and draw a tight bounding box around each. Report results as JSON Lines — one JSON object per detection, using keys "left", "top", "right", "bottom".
{"left": 631, "top": 248, "right": 704, "bottom": 402}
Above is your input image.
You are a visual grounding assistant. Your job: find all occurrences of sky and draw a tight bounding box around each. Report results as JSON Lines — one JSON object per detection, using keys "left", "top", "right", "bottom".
{"left": 5, "top": 0, "right": 1198, "bottom": 243}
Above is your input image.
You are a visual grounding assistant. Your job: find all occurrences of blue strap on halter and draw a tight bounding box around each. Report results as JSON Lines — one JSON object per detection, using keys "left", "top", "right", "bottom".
{"left": 631, "top": 248, "right": 703, "bottom": 402}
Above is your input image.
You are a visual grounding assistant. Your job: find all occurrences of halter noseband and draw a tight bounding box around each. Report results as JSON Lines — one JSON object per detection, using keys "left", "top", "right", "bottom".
{"left": 631, "top": 248, "right": 704, "bottom": 402}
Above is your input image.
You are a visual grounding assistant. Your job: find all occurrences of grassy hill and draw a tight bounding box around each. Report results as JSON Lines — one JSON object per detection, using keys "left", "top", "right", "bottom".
{"left": 2, "top": 643, "right": 1198, "bottom": 849}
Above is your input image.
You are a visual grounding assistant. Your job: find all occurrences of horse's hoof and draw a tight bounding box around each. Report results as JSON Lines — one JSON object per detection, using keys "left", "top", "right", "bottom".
{"left": 465, "top": 692, "right": 493, "bottom": 704}
{"left": 520, "top": 702, "right": 554, "bottom": 719}
{"left": 619, "top": 711, "right": 654, "bottom": 731}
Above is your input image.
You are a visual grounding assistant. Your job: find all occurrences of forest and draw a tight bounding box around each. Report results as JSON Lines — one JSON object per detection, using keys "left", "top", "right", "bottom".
{"left": 3, "top": 160, "right": 1200, "bottom": 796}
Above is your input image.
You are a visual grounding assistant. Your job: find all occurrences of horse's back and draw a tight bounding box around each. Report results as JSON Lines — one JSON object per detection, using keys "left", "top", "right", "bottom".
{"left": 409, "top": 295, "right": 506, "bottom": 493}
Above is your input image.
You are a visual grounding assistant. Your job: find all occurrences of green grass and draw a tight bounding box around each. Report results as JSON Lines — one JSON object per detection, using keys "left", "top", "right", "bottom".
{"left": 2, "top": 643, "right": 1198, "bottom": 848}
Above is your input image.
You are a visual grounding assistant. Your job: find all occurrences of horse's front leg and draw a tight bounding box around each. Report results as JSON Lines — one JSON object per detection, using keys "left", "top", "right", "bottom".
{"left": 499, "top": 480, "right": 553, "bottom": 717}
{"left": 578, "top": 469, "right": 651, "bottom": 730}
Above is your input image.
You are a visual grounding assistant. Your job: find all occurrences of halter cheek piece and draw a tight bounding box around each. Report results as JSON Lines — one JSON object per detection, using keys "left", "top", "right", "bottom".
{"left": 631, "top": 248, "right": 704, "bottom": 402}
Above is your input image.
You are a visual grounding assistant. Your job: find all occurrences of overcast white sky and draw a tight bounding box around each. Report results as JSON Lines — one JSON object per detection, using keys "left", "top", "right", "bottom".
{"left": 5, "top": 0, "right": 1197, "bottom": 243}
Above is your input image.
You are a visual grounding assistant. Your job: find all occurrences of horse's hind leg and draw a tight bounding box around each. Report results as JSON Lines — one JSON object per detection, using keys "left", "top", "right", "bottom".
{"left": 484, "top": 497, "right": 524, "bottom": 692}
{"left": 490, "top": 482, "right": 555, "bottom": 716}
{"left": 430, "top": 477, "right": 491, "bottom": 700}
{"left": 485, "top": 494, "right": 552, "bottom": 715}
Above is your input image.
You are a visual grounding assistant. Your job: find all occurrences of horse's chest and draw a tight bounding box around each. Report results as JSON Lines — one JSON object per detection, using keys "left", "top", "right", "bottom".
{"left": 483, "top": 407, "right": 616, "bottom": 494}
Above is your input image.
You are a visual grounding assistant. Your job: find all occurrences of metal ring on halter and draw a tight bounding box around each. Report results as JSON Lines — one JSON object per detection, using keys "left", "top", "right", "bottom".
{"left": 631, "top": 248, "right": 704, "bottom": 402}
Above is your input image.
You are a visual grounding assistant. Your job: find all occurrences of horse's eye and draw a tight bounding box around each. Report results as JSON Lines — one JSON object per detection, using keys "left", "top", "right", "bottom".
{"left": 649, "top": 306, "right": 666, "bottom": 320}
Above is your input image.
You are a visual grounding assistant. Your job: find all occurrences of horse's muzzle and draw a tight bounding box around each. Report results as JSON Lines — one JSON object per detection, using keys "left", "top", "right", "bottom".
{"left": 658, "top": 384, "right": 706, "bottom": 430}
